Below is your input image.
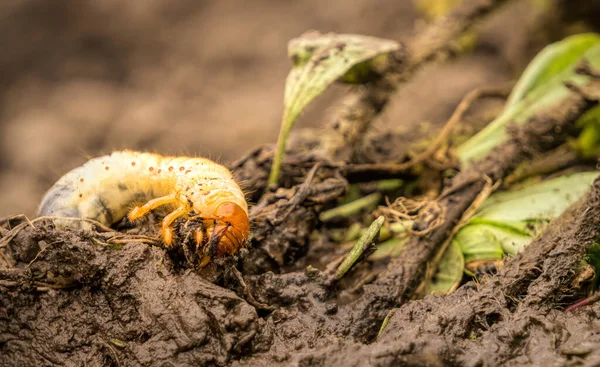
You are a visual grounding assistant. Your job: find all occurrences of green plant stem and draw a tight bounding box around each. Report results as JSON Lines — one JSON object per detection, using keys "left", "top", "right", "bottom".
{"left": 320, "top": 192, "right": 382, "bottom": 222}
{"left": 268, "top": 117, "right": 292, "bottom": 186}
{"left": 336, "top": 216, "right": 385, "bottom": 280}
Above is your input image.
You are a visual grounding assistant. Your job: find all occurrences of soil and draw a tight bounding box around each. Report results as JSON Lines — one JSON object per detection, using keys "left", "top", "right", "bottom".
{"left": 2, "top": 1, "right": 600, "bottom": 367}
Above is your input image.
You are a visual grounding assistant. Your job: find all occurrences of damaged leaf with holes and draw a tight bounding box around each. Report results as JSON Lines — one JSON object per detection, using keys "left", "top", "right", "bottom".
{"left": 268, "top": 32, "right": 400, "bottom": 185}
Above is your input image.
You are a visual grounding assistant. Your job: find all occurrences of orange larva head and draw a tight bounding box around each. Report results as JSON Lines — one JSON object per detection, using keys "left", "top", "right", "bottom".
{"left": 204, "top": 201, "right": 250, "bottom": 258}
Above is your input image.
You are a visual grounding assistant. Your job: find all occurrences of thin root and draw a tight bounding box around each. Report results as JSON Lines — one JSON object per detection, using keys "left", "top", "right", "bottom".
{"left": 379, "top": 197, "right": 446, "bottom": 236}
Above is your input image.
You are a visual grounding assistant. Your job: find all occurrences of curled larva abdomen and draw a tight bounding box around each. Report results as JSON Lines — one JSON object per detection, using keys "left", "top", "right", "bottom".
{"left": 38, "top": 150, "right": 250, "bottom": 263}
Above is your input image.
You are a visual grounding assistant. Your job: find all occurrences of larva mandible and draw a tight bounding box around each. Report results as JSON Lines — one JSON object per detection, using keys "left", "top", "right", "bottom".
{"left": 38, "top": 150, "right": 250, "bottom": 265}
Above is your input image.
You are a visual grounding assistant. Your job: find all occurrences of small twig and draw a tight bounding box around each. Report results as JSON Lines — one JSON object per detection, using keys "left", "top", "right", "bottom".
{"left": 0, "top": 279, "right": 19, "bottom": 288}
{"left": 0, "top": 222, "right": 31, "bottom": 249}
{"left": 0, "top": 247, "right": 15, "bottom": 268}
{"left": 32, "top": 281, "right": 73, "bottom": 290}
{"left": 23, "top": 240, "right": 64, "bottom": 269}
{"left": 282, "top": 162, "right": 323, "bottom": 219}
{"left": 0, "top": 214, "right": 35, "bottom": 229}
{"left": 107, "top": 235, "right": 161, "bottom": 246}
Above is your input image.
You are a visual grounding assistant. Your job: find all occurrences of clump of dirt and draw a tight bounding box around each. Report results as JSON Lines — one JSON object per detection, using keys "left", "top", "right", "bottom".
{"left": 0, "top": 224, "right": 265, "bottom": 366}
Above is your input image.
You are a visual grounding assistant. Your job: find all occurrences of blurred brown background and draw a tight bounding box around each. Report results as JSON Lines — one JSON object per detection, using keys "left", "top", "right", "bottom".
{"left": 0, "top": 0, "right": 581, "bottom": 216}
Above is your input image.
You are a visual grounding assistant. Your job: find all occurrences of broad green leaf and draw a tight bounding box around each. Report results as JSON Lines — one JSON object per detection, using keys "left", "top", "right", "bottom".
{"left": 419, "top": 171, "right": 595, "bottom": 294}
{"left": 421, "top": 240, "right": 465, "bottom": 296}
{"left": 268, "top": 32, "right": 400, "bottom": 185}
{"left": 455, "top": 172, "right": 598, "bottom": 265}
{"left": 456, "top": 220, "right": 531, "bottom": 260}
{"left": 475, "top": 172, "right": 598, "bottom": 221}
{"left": 457, "top": 34, "right": 600, "bottom": 164}
{"left": 506, "top": 33, "right": 600, "bottom": 108}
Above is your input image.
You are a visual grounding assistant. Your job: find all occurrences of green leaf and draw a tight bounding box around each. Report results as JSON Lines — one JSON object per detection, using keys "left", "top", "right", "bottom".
{"left": 506, "top": 33, "right": 600, "bottom": 108}
{"left": 454, "top": 172, "right": 598, "bottom": 264}
{"left": 268, "top": 32, "right": 400, "bottom": 185}
{"left": 421, "top": 240, "right": 465, "bottom": 296}
{"left": 457, "top": 34, "right": 600, "bottom": 164}
{"left": 456, "top": 221, "right": 529, "bottom": 260}
{"left": 475, "top": 172, "right": 598, "bottom": 221}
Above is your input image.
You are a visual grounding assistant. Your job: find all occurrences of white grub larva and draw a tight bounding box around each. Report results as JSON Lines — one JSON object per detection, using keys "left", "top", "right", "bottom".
{"left": 38, "top": 150, "right": 250, "bottom": 265}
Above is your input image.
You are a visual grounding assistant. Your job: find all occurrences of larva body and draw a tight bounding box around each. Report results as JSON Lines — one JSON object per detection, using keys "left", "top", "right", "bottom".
{"left": 38, "top": 150, "right": 250, "bottom": 262}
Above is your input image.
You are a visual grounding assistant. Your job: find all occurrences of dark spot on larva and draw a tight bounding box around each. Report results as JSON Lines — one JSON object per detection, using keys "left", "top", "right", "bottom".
{"left": 157, "top": 169, "right": 162, "bottom": 173}
{"left": 118, "top": 183, "right": 128, "bottom": 191}
{"left": 79, "top": 194, "right": 83, "bottom": 198}
{"left": 92, "top": 196, "right": 114, "bottom": 224}
{"left": 105, "top": 166, "right": 110, "bottom": 171}
{"left": 179, "top": 166, "right": 185, "bottom": 171}
{"left": 149, "top": 167, "right": 154, "bottom": 172}
{"left": 79, "top": 178, "right": 84, "bottom": 183}
{"left": 168, "top": 166, "right": 174, "bottom": 172}
{"left": 185, "top": 170, "right": 191, "bottom": 174}
{"left": 131, "top": 161, "right": 136, "bottom": 167}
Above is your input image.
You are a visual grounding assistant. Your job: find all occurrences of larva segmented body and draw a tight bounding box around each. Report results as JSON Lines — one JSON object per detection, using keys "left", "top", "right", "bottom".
{"left": 38, "top": 150, "right": 250, "bottom": 264}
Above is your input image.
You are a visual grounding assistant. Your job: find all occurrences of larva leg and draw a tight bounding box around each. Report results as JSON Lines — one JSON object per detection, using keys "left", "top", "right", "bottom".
{"left": 128, "top": 194, "right": 178, "bottom": 221}
{"left": 160, "top": 205, "right": 189, "bottom": 247}
{"left": 199, "top": 255, "right": 211, "bottom": 268}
